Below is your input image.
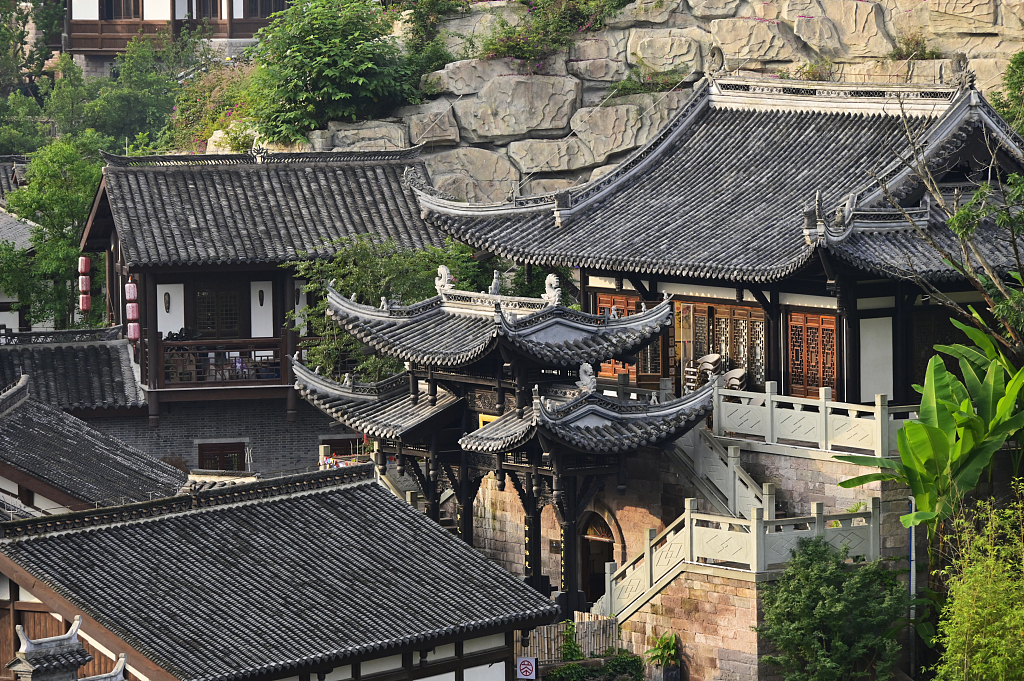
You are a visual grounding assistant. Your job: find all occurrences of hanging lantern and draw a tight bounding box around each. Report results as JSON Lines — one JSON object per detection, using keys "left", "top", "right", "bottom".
{"left": 124, "top": 280, "right": 137, "bottom": 302}
{"left": 78, "top": 275, "right": 90, "bottom": 293}
{"left": 78, "top": 256, "right": 90, "bottom": 274}
{"left": 79, "top": 294, "right": 91, "bottom": 312}
{"left": 127, "top": 322, "right": 141, "bottom": 341}
{"left": 126, "top": 302, "right": 139, "bottom": 321}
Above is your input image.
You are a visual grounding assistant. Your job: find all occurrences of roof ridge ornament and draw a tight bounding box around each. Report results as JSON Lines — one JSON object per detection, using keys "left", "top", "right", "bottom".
{"left": 541, "top": 273, "right": 561, "bottom": 305}
{"left": 435, "top": 265, "right": 454, "bottom": 294}
{"left": 16, "top": 616, "right": 82, "bottom": 653}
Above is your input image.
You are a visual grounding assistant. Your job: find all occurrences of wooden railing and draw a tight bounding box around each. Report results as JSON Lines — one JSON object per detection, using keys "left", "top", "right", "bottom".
{"left": 68, "top": 17, "right": 270, "bottom": 53}
{"left": 160, "top": 338, "right": 285, "bottom": 387}
{"left": 594, "top": 497, "right": 880, "bottom": 620}
{"left": 713, "top": 379, "right": 916, "bottom": 457}
{"left": 515, "top": 613, "right": 622, "bottom": 664}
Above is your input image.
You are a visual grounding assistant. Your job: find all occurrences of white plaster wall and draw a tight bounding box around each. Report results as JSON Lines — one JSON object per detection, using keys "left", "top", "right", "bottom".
{"left": 294, "top": 279, "right": 308, "bottom": 335}
{"left": 147, "top": 0, "right": 173, "bottom": 21}
{"left": 860, "top": 317, "right": 894, "bottom": 402}
{"left": 175, "top": 0, "right": 187, "bottom": 20}
{"left": 360, "top": 655, "right": 403, "bottom": 677}
{"left": 157, "top": 283, "right": 185, "bottom": 337}
{"left": 72, "top": 0, "right": 99, "bottom": 20}
{"left": 323, "top": 666, "right": 352, "bottom": 681}
{"left": 778, "top": 292, "right": 837, "bottom": 309}
{"left": 463, "top": 634, "right": 505, "bottom": 654}
{"left": 233, "top": 0, "right": 242, "bottom": 18}
{"left": 857, "top": 296, "right": 895, "bottom": 311}
{"left": 33, "top": 493, "right": 71, "bottom": 516}
{"left": 417, "top": 673, "right": 455, "bottom": 681}
{"left": 250, "top": 281, "right": 274, "bottom": 337}
{"left": 426, "top": 644, "right": 455, "bottom": 662}
{"left": 658, "top": 282, "right": 757, "bottom": 302}
{"left": 464, "top": 663, "right": 504, "bottom": 681}
{"left": 0, "top": 476, "right": 17, "bottom": 495}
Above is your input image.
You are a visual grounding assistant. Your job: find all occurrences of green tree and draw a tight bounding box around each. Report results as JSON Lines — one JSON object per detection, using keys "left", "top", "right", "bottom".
{"left": 247, "top": 0, "right": 416, "bottom": 142}
{"left": 0, "top": 92, "right": 46, "bottom": 153}
{"left": 990, "top": 50, "right": 1024, "bottom": 134}
{"left": 42, "top": 53, "right": 99, "bottom": 136}
{"left": 0, "top": 0, "right": 57, "bottom": 94}
{"left": 286, "top": 235, "right": 490, "bottom": 380}
{"left": 0, "top": 131, "right": 108, "bottom": 328}
{"left": 932, "top": 482, "right": 1024, "bottom": 681}
{"left": 756, "top": 537, "right": 909, "bottom": 681}
{"left": 835, "top": 355, "right": 1024, "bottom": 559}
{"left": 85, "top": 37, "right": 177, "bottom": 142}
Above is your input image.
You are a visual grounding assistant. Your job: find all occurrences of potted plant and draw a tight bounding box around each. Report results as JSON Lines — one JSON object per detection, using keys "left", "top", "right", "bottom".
{"left": 645, "top": 631, "right": 681, "bottom": 681}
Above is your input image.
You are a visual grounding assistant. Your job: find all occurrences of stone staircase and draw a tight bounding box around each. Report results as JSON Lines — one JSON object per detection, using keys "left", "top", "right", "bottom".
{"left": 664, "top": 427, "right": 765, "bottom": 519}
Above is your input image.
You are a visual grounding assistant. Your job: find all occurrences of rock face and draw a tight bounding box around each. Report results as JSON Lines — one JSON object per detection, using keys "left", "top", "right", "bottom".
{"left": 327, "top": 121, "right": 407, "bottom": 151}
{"left": 521, "top": 177, "right": 579, "bottom": 196}
{"left": 206, "top": 130, "right": 232, "bottom": 154}
{"left": 425, "top": 59, "right": 520, "bottom": 96}
{"left": 686, "top": 0, "right": 741, "bottom": 19}
{"left": 710, "top": 18, "right": 802, "bottom": 63}
{"left": 408, "top": 107, "right": 460, "bottom": 147}
{"left": 607, "top": 0, "right": 680, "bottom": 28}
{"left": 453, "top": 75, "right": 582, "bottom": 144}
{"left": 424, "top": 147, "right": 520, "bottom": 203}
{"left": 508, "top": 138, "right": 595, "bottom": 173}
{"left": 571, "top": 105, "right": 641, "bottom": 163}
{"left": 627, "top": 28, "right": 704, "bottom": 72}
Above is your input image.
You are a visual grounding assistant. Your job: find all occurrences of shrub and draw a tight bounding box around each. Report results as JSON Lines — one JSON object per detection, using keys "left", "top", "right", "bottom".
{"left": 887, "top": 31, "right": 942, "bottom": 61}
{"left": 608, "top": 60, "right": 688, "bottom": 97}
{"left": 756, "top": 536, "right": 908, "bottom": 681}
{"left": 247, "top": 0, "right": 416, "bottom": 142}
{"left": 794, "top": 58, "right": 836, "bottom": 82}
{"left": 932, "top": 482, "right": 1024, "bottom": 681}
{"left": 559, "top": 620, "right": 585, "bottom": 661}
{"left": 480, "top": 0, "right": 631, "bottom": 63}
{"left": 601, "top": 652, "right": 643, "bottom": 681}
{"left": 644, "top": 631, "right": 679, "bottom": 668}
{"left": 160, "top": 63, "right": 254, "bottom": 152}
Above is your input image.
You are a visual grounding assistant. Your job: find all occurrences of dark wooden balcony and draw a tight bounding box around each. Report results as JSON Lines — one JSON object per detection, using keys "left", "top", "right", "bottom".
{"left": 159, "top": 338, "right": 285, "bottom": 388}
{"left": 68, "top": 17, "right": 269, "bottom": 54}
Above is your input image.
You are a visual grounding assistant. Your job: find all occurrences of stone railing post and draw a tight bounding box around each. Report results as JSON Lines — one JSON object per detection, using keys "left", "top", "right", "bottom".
{"left": 752, "top": 507, "right": 765, "bottom": 572}
{"left": 644, "top": 528, "right": 656, "bottom": 589}
{"left": 763, "top": 482, "right": 776, "bottom": 528}
{"left": 876, "top": 394, "right": 889, "bottom": 457}
{"left": 684, "top": 498, "right": 696, "bottom": 562}
{"left": 765, "top": 381, "right": 777, "bottom": 444}
{"left": 617, "top": 373, "right": 629, "bottom": 402}
{"left": 659, "top": 377, "right": 673, "bottom": 403}
{"left": 869, "top": 497, "right": 881, "bottom": 560}
{"left": 819, "top": 387, "right": 832, "bottom": 451}
{"left": 812, "top": 502, "right": 825, "bottom": 537}
{"left": 604, "top": 562, "right": 617, "bottom": 616}
{"left": 727, "top": 446, "right": 741, "bottom": 515}
{"left": 712, "top": 375, "right": 723, "bottom": 437}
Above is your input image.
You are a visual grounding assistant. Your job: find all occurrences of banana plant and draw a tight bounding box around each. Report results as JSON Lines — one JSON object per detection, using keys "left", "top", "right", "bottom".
{"left": 834, "top": 354, "right": 1024, "bottom": 547}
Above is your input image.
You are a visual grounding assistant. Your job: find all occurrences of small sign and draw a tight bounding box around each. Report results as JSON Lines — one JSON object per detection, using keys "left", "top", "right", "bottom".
{"left": 517, "top": 658, "right": 537, "bottom": 680}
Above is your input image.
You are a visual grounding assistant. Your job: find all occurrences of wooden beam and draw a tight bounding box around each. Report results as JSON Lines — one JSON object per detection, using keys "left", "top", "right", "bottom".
{"left": 0, "top": 553, "right": 178, "bottom": 681}
{"left": 0, "top": 461, "right": 89, "bottom": 512}
{"left": 624, "top": 277, "right": 650, "bottom": 299}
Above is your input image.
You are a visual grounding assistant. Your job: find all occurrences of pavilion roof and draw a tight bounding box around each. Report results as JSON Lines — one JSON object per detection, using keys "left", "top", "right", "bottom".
{"left": 93, "top": 149, "right": 444, "bottom": 267}
{"left": 325, "top": 281, "right": 672, "bottom": 368}
{"left": 416, "top": 77, "right": 1024, "bottom": 283}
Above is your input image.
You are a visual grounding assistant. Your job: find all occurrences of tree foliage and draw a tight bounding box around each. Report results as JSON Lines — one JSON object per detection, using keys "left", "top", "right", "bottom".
{"left": 248, "top": 0, "right": 417, "bottom": 142}
{"left": 0, "top": 132, "right": 107, "bottom": 328}
{"left": 932, "top": 482, "right": 1024, "bottom": 681}
{"left": 756, "top": 537, "right": 908, "bottom": 681}
{"left": 0, "top": 0, "right": 59, "bottom": 95}
{"left": 836, "top": 354, "right": 1024, "bottom": 548}
{"left": 285, "top": 235, "right": 491, "bottom": 380}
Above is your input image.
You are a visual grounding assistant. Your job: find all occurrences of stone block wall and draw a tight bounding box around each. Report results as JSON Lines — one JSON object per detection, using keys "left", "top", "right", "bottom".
{"left": 83, "top": 398, "right": 337, "bottom": 475}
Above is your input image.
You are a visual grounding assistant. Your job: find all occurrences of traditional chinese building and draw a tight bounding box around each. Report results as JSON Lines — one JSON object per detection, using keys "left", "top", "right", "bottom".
{"left": 416, "top": 74, "right": 1021, "bottom": 407}
{"left": 293, "top": 270, "right": 715, "bottom": 615}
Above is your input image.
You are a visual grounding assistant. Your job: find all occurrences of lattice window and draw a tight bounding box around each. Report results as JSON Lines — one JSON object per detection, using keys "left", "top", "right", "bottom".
{"left": 788, "top": 313, "right": 837, "bottom": 398}
{"left": 749, "top": 320, "right": 766, "bottom": 385}
{"left": 732, "top": 318, "right": 748, "bottom": 370}
{"left": 694, "top": 311, "right": 708, "bottom": 359}
{"left": 247, "top": 0, "right": 286, "bottom": 17}
{"left": 197, "top": 289, "right": 241, "bottom": 339}
{"left": 715, "top": 316, "right": 730, "bottom": 363}
{"left": 639, "top": 342, "right": 661, "bottom": 375}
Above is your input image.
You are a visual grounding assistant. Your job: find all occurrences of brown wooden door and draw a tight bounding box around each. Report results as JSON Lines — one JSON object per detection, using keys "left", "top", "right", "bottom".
{"left": 788, "top": 313, "right": 837, "bottom": 398}
{"left": 198, "top": 442, "right": 246, "bottom": 471}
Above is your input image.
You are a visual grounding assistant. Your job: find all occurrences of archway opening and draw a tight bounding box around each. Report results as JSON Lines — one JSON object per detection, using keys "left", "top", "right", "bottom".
{"left": 580, "top": 513, "right": 615, "bottom": 604}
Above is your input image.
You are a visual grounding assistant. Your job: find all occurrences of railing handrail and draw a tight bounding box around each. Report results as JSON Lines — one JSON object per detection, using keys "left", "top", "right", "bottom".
{"left": 161, "top": 338, "right": 284, "bottom": 348}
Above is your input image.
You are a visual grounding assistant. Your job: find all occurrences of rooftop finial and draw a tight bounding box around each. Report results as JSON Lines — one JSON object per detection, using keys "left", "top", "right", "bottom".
{"left": 488, "top": 269, "right": 501, "bottom": 295}
{"left": 435, "top": 265, "right": 453, "bottom": 294}
{"left": 541, "top": 273, "right": 561, "bottom": 305}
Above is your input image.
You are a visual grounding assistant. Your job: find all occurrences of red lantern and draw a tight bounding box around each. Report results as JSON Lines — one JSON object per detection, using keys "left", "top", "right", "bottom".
{"left": 78, "top": 275, "right": 90, "bottom": 293}
{"left": 127, "top": 323, "right": 141, "bottom": 341}
{"left": 78, "top": 256, "right": 90, "bottom": 274}
{"left": 79, "top": 294, "right": 91, "bottom": 311}
{"left": 124, "top": 281, "right": 137, "bottom": 302}
{"left": 126, "top": 302, "right": 139, "bottom": 321}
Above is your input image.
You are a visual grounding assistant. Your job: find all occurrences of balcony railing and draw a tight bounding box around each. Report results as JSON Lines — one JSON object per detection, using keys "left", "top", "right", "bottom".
{"left": 160, "top": 338, "right": 285, "bottom": 388}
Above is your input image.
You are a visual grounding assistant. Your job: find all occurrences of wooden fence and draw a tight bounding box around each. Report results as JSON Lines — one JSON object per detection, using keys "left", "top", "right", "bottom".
{"left": 515, "top": 612, "right": 623, "bottom": 664}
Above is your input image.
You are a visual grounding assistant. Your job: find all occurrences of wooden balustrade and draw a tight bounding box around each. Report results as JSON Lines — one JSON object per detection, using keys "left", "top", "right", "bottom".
{"left": 159, "top": 338, "right": 286, "bottom": 387}
{"left": 594, "top": 496, "right": 880, "bottom": 619}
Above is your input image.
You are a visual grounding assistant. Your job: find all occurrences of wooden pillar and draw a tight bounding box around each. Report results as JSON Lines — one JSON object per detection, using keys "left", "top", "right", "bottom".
{"left": 769, "top": 283, "right": 784, "bottom": 389}
{"left": 843, "top": 278, "right": 860, "bottom": 404}
{"left": 524, "top": 470, "right": 543, "bottom": 592}
{"left": 226, "top": 0, "right": 233, "bottom": 38}
{"left": 283, "top": 272, "right": 298, "bottom": 420}
{"left": 457, "top": 451, "right": 473, "bottom": 545}
{"left": 105, "top": 249, "right": 115, "bottom": 325}
{"left": 893, "top": 283, "right": 910, "bottom": 405}
{"left": 425, "top": 434, "right": 440, "bottom": 522}
{"left": 143, "top": 273, "right": 161, "bottom": 427}
{"left": 558, "top": 475, "right": 580, "bottom": 615}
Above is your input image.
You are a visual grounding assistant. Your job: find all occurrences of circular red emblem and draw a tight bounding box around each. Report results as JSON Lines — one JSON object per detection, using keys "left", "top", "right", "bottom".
{"left": 519, "top": 660, "right": 535, "bottom": 678}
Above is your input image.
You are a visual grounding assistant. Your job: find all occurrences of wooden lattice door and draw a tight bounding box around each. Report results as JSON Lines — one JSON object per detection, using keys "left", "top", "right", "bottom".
{"left": 788, "top": 313, "right": 837, "bottom": 398}
{"left": 596, "top": 293, "right": 639, "bottom": 383}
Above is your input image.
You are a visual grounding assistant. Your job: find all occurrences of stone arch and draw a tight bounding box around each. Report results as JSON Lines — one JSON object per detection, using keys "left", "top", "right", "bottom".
{"left": 581, "top": 498, "right": 627, "bottom": 565}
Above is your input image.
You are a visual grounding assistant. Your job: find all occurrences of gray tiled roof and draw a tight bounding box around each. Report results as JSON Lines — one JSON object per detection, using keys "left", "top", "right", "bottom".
{"left": 0, "top": 156, "right": 25, "bottom": 204}
{"left": 0, "top": 339, "right": 145, "bottom": 410}
{"left": 326, "top": 286, "right": 673, "bottom": 367}
{"left": 0, "top": 376, "right": 185, "bottom": 506}
{"left": 422, "top": 94, "right": 934, "bottom": 281}
{"left": 100, "top": 150, "right": 445, "bottom": 267}
{"left": 460, "top": 382, "right": 714, "bottom": 454}
{"left": 0, "top": 467, "right": 558, "bottom": 681}
{"left": 0, "top": 209, "right": 31, "bottom": 250}
{"left": 292, "top": 364, "right": 463, "bottom": 438}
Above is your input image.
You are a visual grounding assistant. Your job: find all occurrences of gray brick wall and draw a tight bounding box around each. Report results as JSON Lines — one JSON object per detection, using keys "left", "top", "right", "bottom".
{"left": 84, "top": 399, "right": 338, "bottom": 475}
